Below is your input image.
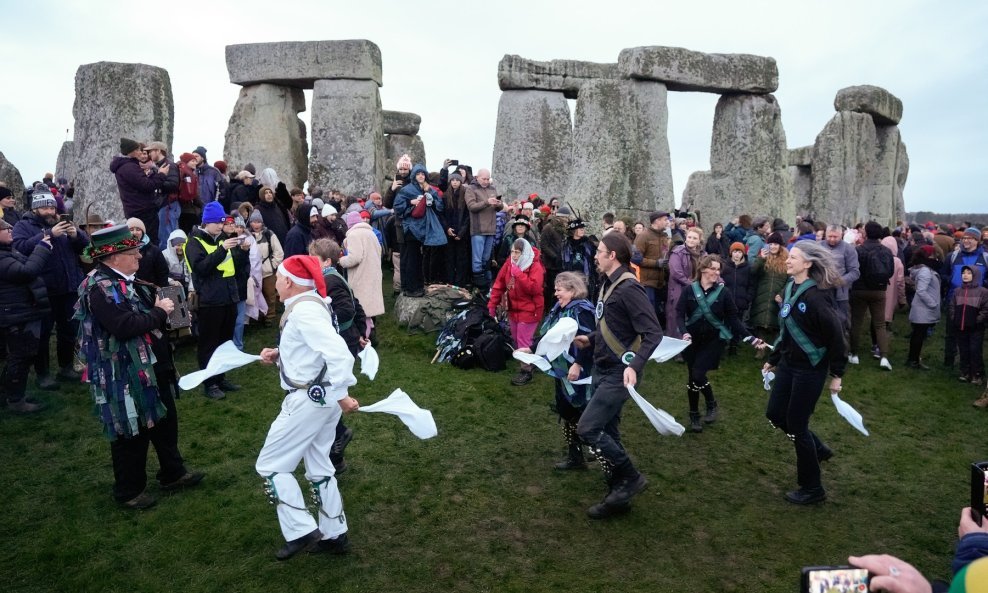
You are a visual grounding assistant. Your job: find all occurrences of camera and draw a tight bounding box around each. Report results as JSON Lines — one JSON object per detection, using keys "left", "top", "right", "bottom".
{"left": 972, "top": 461, "right": 988, "bottom": 526}
{"left": 801, "top": 566, "right": 870, "bottom": 593}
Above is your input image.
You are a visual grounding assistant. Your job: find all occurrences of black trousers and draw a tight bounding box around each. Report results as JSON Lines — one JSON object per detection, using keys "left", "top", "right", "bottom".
{"left": 446, "top": 237, "right": 472, "bottom": 288}
{"left": 400, "top": 235, "right": 424, "bottom": 294}
{"left": 765, "top": 362, "right": 829, "bottom": 491}
{"left": 196, "top": 303, "right": 237, "bottom": 388}
{"left": 907, "top": 322, "right": 935, "bottom": 364}
{"left": 2, "top": 320, "right": 41, "bottom": 400}
{"left": 957, "top": 327, "right": 985, "bottom": 378}
{"left": 36, "top": 292, "right": 77, "bottom": 376}
{"left": 110, "top": 381, "right": 186, "bottom": 501}
{"left": 577, "top": 371, "right": 635, "bottom": 473}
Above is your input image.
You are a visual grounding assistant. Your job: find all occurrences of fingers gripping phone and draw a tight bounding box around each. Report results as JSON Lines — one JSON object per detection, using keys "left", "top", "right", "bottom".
{"left": 801, "top": 566, "right": 870, "bottom": 593}
{"left": 972, "top": 461, "right": 988, "bottom": 526}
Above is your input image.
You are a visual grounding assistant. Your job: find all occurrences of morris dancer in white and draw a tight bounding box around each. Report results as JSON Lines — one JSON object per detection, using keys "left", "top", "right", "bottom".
{"left": 255, "top": 255, "right": 359, "bottom": 560}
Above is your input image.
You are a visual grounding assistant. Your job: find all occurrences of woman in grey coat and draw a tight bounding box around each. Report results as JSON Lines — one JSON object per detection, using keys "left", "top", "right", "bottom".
{"left": 906, "top": 245, "right": 940, "bottom": 369}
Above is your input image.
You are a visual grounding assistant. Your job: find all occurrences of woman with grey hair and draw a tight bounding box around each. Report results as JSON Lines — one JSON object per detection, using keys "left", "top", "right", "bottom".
{"left": 519, "top": 271, "right": 595, "bottom": 469}
{"left": 757, "top": 240, "right": 847, "bottom": 505}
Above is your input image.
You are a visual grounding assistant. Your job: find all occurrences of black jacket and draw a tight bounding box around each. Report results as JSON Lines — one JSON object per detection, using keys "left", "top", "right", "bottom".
{"left": 767, "top": 280, "right": 847, "bottom": 376}
{"left": 589, "top": 266, "right": 664, "bottom": 374}
{"left": 136, "top": 241, "right": 170, "bottom": 287}
{"left": 443, "top": 186, "right": 471, "bottom": 240}
{"left": 184, "top": 227, "right": 248, "bottom": 307}
{"left": 323, "top": 268, "right": 366, "bottom": 356}
{"left": 0, "top": 242, "right": 52, "bottom": 326}
{"left": 722, "top": 258, "right": 755, "bottom": 313}
{"left": 676, "top": 281, "right": 749, "bottom": 342}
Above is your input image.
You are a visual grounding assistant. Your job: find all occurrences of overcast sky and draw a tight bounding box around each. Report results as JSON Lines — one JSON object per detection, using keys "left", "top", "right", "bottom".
{"left": 1, "top": 0, "right": 985, "bottom": 214}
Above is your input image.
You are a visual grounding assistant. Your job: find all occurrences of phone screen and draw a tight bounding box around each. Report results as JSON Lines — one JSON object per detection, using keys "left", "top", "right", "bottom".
{"left": 972, "top": 462, "right": 988, "bottom": 526}
{"left": 802, "top": 567, "right": 869, "bottom": 593}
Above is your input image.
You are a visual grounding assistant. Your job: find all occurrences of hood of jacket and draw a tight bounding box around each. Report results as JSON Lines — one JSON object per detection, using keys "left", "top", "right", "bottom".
{"left": 294, "top": 203, "right": 316, "bottom": 232}
{"left": 109, "top": 155, "right": 137, "bottom": 174}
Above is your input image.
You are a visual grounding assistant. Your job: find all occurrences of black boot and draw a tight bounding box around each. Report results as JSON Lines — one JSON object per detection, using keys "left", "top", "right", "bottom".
{"left": 510, "top": 366, "right": 533, "bottom": 386}
{"left": 703, "top": 400, "right": 719, "bottom": 424}
{"left": 604, "top": 462, "right": 648, "bottom": 506}
{"left": 689, "top": 412, "right": 703, "bottom": 433}
{"left": 554, "top": 422, "right": 586, "bottom": 470}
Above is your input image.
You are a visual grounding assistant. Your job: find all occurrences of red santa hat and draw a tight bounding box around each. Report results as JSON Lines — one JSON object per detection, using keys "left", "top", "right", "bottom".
{"left": 277, "top": 255, "right": 327, "bottom": 297}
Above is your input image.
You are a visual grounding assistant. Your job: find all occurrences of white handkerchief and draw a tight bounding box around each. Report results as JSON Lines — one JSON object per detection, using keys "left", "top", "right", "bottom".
{"left": 648, "top": 337, "right": 691, "bottom": 363}
{"left": 626, "top": 385, "right": 685, "bottom": 437}
{"left": 178, "top": 341, "right": 260, "bottom": 390}
{"left": 358, "top": 389, "right": 438, "bottom": 439}
{"left": 571, "top": 376, "right": 593, "bottom": 385}
{"left": 512, "top": 350, "right": 552, "bottom": 372}
{"left": 357, "top": 344, "right": 380, "bottom": 380}
{"left": 762, "top": 369, "right": 775, "bottom": 391}
{"left": 534, "top": 317, "right": 577, "bottom": 361}
{"left": 830, "top": 392, "right": 870, "bottom": 436}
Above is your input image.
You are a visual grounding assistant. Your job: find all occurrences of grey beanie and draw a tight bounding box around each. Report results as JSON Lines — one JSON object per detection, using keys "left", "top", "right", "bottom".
{"left": 248, "top": 209, "right": 264, "bottom": 224}
{"left": 31, "top": 188, "right": 57, "bottom": 210}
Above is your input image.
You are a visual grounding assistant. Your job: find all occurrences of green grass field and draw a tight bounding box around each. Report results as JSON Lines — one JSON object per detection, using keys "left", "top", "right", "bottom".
{"left": 2, "top": 288, "right": 984, "bottom": 593}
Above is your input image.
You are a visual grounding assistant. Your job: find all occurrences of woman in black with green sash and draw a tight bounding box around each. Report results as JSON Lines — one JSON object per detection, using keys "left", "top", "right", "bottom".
{"left": 758, "top": 241, "right": 846, "bottom": 505}
{"left": 677, "top": 254, "right": 754, "bottom": 433}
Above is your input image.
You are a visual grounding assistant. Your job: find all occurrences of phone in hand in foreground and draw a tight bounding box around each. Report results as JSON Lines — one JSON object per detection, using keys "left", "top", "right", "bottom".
{"left": 801, "top": 566, "right": 869, "bottom": 593}
{"left": 972, "top": 461, "right": 988, "bottom": 526}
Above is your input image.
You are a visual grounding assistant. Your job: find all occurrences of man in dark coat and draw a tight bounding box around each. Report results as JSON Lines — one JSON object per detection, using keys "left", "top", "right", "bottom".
{"left": 110, "top": 137, "right": 170, "bottom": 245}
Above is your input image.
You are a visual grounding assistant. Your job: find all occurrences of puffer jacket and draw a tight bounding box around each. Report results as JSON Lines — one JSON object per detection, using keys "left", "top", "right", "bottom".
{"left": 722, "top": 257, "right": 754, "bottom": 314}
{"left": 749, "top": 254, "right": 789, "bottom": 330}
{"left": 12, "top": 211, "right": 89, "bottom": 295}
{"left": 489, "top": 247, "right": 545, "bottom": 323}
{"left": 394, "top": 164, "right": 447, "bottom": 246}
{"left": 283, "top": 203, "right": 316, "bottom": 258}
{"left": 0, "top": 241, "right": 52, "bottom": 326}
{"left": 908, "top": 265, "right": 941, "bottom": 324}
{"left": 110, "top": 155, "right": 168, "bottom": 216}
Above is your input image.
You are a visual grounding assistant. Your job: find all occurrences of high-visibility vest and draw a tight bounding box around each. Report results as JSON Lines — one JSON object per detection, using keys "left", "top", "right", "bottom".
{"left": 187, "top": 235, "right": 235, "bottom": 278}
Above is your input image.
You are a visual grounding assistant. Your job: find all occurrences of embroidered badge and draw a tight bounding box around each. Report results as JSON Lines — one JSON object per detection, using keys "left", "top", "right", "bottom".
{"left": 621, "top": 351, "right": 635, "bottom": 366}
{"left": 798, "top": 302, "right": 807, "bottom": 313}
{"left": 307, "top": 384, "right": 327, "bottom": 405}
{"left": 595, "top": 301, "right": 604, "bottom": 319}
{"left": 780, "top": 303, "right": 792, "bottom": 318}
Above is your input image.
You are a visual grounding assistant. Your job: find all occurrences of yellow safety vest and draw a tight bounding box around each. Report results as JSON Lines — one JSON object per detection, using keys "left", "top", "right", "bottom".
{"left": 187, "top": 235, "right": 235, "bottom": 278}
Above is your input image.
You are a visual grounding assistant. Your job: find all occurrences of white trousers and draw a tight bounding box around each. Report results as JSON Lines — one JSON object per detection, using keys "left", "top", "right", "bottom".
{"left": 255, "top": 390, "right": 348, "bottom": 541}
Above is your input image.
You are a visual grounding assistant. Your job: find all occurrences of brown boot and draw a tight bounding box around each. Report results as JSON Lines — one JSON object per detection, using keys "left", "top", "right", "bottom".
{"left": 974, "top": 391, "right": 988, "bottom": 408}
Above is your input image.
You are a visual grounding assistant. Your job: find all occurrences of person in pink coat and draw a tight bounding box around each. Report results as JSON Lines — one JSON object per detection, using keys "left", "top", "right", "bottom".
{"left": 489, "top": 239, "right": 544, "bottom": 386}
{"left": 665, "top": 227, "right": 704, "bottom": 338}
{"left": 873, "top": 236, "right": 906, "bottom": 357}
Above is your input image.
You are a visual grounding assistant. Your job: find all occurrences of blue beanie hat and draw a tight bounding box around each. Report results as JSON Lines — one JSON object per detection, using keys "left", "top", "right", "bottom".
{"left": 202, "top": 201, "right": 225, "bottom": 224}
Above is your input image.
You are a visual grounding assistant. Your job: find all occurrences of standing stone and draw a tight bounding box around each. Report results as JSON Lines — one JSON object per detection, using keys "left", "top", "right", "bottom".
{"left": 0, "top": 151, "right": 25, "bottom": 202}
{"left": 690, "top": 94, "right": 793, "bottom": 227}
{"left": 226, "top": 40, "right": 383, "bottom": 88}
{"left": 382, "top": 111, "right": 421, "bottom": 135}
{"left": 618, "top": 46, "right": 779, "bottom": 93}
{"left": 811, "top": 111, "right": 878, "bottom": 227}
{"left": 492, "top": 91, "right": 573, "bottom": 201}
{"left": 568, "top": 80, "right": 674, "bottom": 228}
{"left": 55, "top": 141, "right": 75, "bottom": 182}
{"left": 834, "top": 85, "right": 903, "bottom": 125}
{"left": 224, "top": 84, "right": 308, "bottom": 189}
{"left": 497, "top": 55, "right": 621, "bottom": 99}
{"left": 790, "top": 165, "right": 813, "bottom": 219}
{"left": 870, "top": 126, "right": 908, "bottom": 226}
{"left": 309, "top": 79, "right": 385, "bottom": 195}
{"left": 385, "top": 135, "right": 426, "bottom": 171}
{"left": 72, "top": 62, "right": 174, "bottom": 223}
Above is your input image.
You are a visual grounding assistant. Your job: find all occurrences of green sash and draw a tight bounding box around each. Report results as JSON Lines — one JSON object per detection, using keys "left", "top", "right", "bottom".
{"left": 686, "top": 281, "right": 732, "bottom": 341}
{"left": 773, "top": 279, "right": 827, "bottom": 366}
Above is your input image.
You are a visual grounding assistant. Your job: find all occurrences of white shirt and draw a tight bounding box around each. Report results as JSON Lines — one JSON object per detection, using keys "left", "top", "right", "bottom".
{"left": 279, "top": 290, "right": 356, "bottom": 401}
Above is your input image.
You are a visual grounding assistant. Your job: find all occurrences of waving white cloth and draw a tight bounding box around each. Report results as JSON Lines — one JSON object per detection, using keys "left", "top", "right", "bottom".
{"left": 647, "top": 337, "right": 690, "bottom": 363}
{"left": 830, "top": 391, "right": 870, "bottom": 436}
{"left": 512, "top": 317, "right": 578, "bottom": 373}
{"left": 359, "top": 389, "right": 437, "bottom": 439}
{"left": 178, "top": 340, "right": 260, "bottom": 390}
{"left": 357, "top": 344, "right": 380, "bottom": 380}
{"left": 762, "top": 369, "right": 776, "bottom": 391}
{"left": 626, "top": 385, "right": 685, "bottom": 437}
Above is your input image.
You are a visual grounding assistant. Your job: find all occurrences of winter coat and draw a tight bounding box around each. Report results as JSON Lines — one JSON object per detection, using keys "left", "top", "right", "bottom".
{"left": 393, "top": 165, "right": 447, "bottom": 246}
{"left": 184, "top": 227, "right": 247, "bottom": 307}
{"left": 110, "top": 155, "right": 168, "bottom": 216}
{"left": 749, "top": 255, "right": 788, "bottom": 330}
{"left": 0, "top": 241, "right": 52, "bottom": 326}
{"left": 881, "top": 236, "right": 906, "bottom": 322}
{"left": 908, "top": 265, "right": 941, "bottom": 324}
{"left": 251, "top": 228, "right": 283, "bottom": 278}
{"left": 724, "top": 222, "right": 750, "bottom": 243}
{"left": 489, "top": 247, "right": 545, "bottom": 324}
{"left": 942, "top": 245, "right": 988, "bottom": 301}
{"left": 442, "top": 185, "right": 471, "bottom": 241}
{"left": 948, "top": 282, "right": 988, "bottom": 330}
{"left": 227, "top": 179, "right": 253, "bottom": 210}
{"left": 283, "top": 204, "right": 316, "bottom": 258}
{"left": 196, "top": 164, "right": 224, "bottom": 203}
{"left": 463, "top": 180, "right": 500, "bottom": 236}
{"left": 538, "top": 216, "right": 567, "bottom": 273}
{"left": 1, "top": 206, "right": 21, "bottom": 228}
{"left": 136, "top": 237, "right": 170, "bottom": 287}
{"left": 665, "top": 244, "right": 701, "bottom": 337}
{"left": 721, "top": 257, "right": 755, "bottom": 314}
{"left": 338, "top": 221, "right": 385, "bottom": 317}
{"left": 823, "top": 239, "right": 860, "bottom": 302}
{"left": 162, "top": 229, "right": 191, "bottom": 288}
{"left": 635, "top": 226, "right": 669, "bottom": 289}
{"left": 561, "top": 235, "right": 598, "bottom": 298}
{"left": 255, "top": 198, "right": 290, "bottom": 246}
{"left": 704, "top": 232, "right": 731, "bottom": 259}
{"left": 12, "top": 212, "right": 88, "bottom": 296}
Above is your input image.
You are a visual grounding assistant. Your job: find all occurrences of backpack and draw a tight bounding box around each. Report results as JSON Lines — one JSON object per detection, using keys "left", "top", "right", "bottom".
{"left": 438, "top": 304, "right": 511, "bottom": 372}
{"left": 859, "top": 244, "right": 894, "bottom": 289}
{"left": 177, "top": 162, "right": 199, "bottom": 204}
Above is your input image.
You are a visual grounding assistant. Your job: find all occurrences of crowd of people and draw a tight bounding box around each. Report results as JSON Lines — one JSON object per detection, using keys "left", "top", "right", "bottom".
{"left": 1, "top": 137, "right": 986, "bottom": 579}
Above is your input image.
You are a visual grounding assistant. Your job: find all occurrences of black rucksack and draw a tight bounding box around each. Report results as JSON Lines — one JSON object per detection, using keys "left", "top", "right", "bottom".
{"left": 859, "top": 244, "right": 894, "bottom": 289}
{"left": 438, "top": 305, "right": 510, "bottom": 372}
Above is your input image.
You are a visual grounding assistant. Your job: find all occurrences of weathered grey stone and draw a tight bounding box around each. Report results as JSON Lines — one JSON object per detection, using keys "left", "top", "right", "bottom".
{"left": 226, "top": 40, "right": 383, "bottom": 88}
{"left": 309, "top": 79, "right": 385, "bottom": 195}
{"left": 223, "top": 84, "right": 308, "bottom": 190}
{"left": 811, "top": 111, "right": 878, "bottom": 226}
{"left": 618, "top": 46, "right": 778, "bottom": 93}
{"left": 788, "top": 145, "right": 813, "bottom": 167}
{"left": 385, "top": 134, "right": 426, "bottom": 172}
{"left": 870, "top": 126, "right": 909, "bottom": 227}
{"left": 835, "top": 85, "right": 903, "bottom": 125}
{"left": 492, "top": 91, "right": 573, "bottom": 202}
{"left": 382, "top": 111, "right": 421, "bottom": 135}
{"left": 790, "top": 166, "right": 813, "bottom": 219}
{"left": 0, "top": 151, "right": 26, "bottom": 201}
{"left": 55, "top": 141, "right": 75, "bottom": 182}
{"left": 567, "top": 80, "right": 674, "bottom": 230}
{"left": 497, "top": 55, "right": 621, "bottom": 99}
{"left": 72, "top": 62, "right": 173, "bottom": 223}
{"left": 690, "top": 94, "right": 793, "bottom": 227}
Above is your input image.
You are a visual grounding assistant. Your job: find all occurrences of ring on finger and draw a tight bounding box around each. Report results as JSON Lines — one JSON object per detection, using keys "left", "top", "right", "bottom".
{"left": 889, "top": 566, "right": 901, "bottom": 577}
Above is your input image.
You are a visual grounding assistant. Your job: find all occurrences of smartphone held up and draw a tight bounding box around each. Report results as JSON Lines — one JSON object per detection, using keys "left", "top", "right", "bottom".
{"left": 801, "top": 566, "right": 869, "bottom": 593}
{"left": 972, "top": 461, "right": 988, "bottom": 526}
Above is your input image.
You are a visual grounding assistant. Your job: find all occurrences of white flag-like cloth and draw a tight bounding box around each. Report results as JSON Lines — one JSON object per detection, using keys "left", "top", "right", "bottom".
{"left": 359, "top": 389, "right": 437, "bottom": 439}
{"left": 626, "top": 385, "right": 685, "bottom": 437}
{"left": 512, "top": 317, "right": 578, "bottom": 373}
{"left": 511, "top": 351, "right": 553, "bottom": 372}
{"left": 762, "top": 369, "right": 776, "bottom": 391}
{"left": 830, "top": 391, "right": 870, "bottom": 436}
{"left": 178, "top": 340, "right": 260, "bottom": 390}
{"left": 648, "top": 337, "right": 691, "bottom": 363}
{"left": 357, "top": 344, "right": 380, "bottom": 380}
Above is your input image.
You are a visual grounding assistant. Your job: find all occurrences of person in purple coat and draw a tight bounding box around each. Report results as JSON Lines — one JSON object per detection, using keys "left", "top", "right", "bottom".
{"left": 665, "top": 227, "right": 704, "bottom": 338}
{"left": 110, "top": 137, "right": 170, "bottom": 245}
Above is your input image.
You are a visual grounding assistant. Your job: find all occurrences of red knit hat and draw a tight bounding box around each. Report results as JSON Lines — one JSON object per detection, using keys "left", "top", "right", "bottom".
{"left": 278, "top": 255, "right": 327, "bottom": 297}
{"left": 179, "top": 152, "right": 196, "bottom": 164}
{"left": 359, "top": 210, "right": 371, "bottom": 220}
{"left": 730, "top": 241, "right": 746, "bottom": 254}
